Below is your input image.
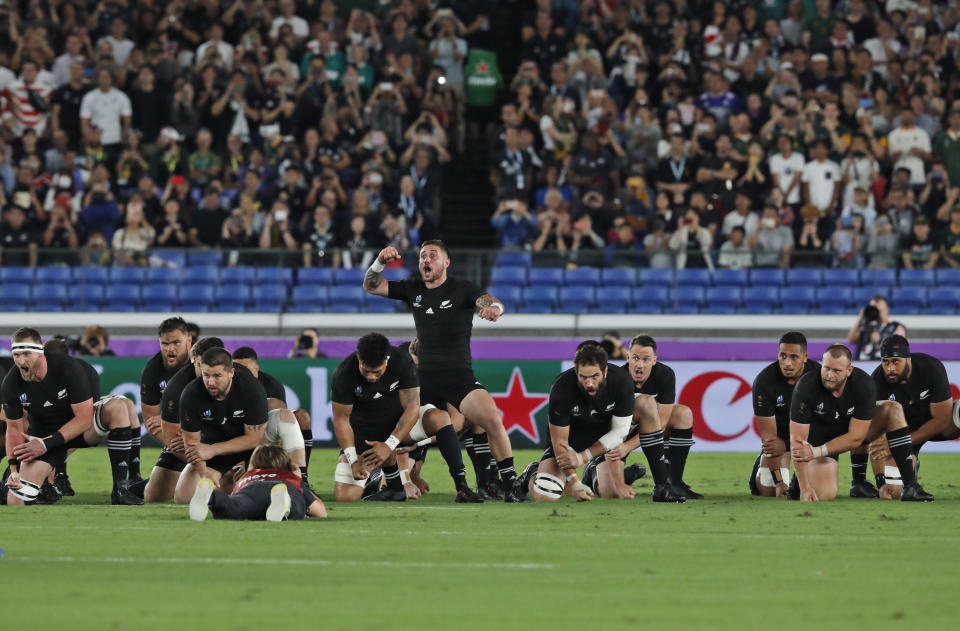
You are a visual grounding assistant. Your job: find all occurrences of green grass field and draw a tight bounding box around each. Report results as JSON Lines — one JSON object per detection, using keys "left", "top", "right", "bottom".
{"left": 2, "top": 448, "right": 959, "bottom": 630}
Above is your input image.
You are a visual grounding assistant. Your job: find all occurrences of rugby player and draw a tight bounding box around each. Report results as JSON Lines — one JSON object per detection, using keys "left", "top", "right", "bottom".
{"left": 2, "top": 328, "right": 141, "bottom": 505}
{"left": 364, "top": 241, "right": 527, "bottom": 502}
{"left": 332, "top": 333, "right": 483, "bottom": 502}
{"left": 530, "top": 343, "right": 633, "bottom": 502}
{"left": 789, "top": 344, "right": 933, "bottom": 502}
{"left": 190, "top": 445, "right": 327, "bottom": 521}
{"left": 870, "top": 335, "right": 960, "bottom": 497}
{"left": 749, "top": 332, "right": 820, "bottom": 497}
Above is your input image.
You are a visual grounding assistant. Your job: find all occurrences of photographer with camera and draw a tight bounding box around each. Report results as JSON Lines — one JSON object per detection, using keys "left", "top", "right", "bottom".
{"left": 78, "top": 325, "right": 116, "bottom": 357}
{"left": 848, "top": 295, "right": 906, "bottom": 361}
{"left": 288, "top": 328, "right": 326, "bottom": 359}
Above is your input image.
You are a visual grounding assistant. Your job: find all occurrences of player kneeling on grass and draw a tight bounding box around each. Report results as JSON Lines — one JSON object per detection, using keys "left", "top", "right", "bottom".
{"left": 529, "top": 343, "right": 632, "bottom": 503}
{"left": 332, "top": 333, "right": 482, "bottom": 503}
{"left": 190, "top": 444, "right": 327, "bottom": 521}
{"left": 789, "top": 344, "right": 933, "bottom": 502}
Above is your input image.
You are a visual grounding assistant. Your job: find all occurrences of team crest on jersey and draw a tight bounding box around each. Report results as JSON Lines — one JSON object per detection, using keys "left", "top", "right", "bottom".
{"left": 846, "top": 406, "right": 855, "bottom": 415}
{"left": 389, "top": 381, "right": 399, "bottom": 391}
{"left": 439, "top": 299, "right": 453, "bottom": 309}
{"left": 605, "top": 403, "right": 615, "bottom": 411}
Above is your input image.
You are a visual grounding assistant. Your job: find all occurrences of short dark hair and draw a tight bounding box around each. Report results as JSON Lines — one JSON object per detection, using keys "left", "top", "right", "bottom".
{"left": 12, "top": 327, "right": 42, "bottom": 344}
{"left": 779, "top": 331, "right": 807, "bottom": 351}
{"left": 43, "top": 339, "right": 70, "bottom": 355}
{"left": 574, "top": 342, "right": 608, "bottom": 369}
{"left": 824, "top": 343, "right": 852, "bottom": 362}
{"left": 232, "top": 346, "right": 258, "bottom": 361}
{"left": 158, "top": 317, "right": 190, "bottom": 337}
{"left": 192, "top": 336, "right": 225, "bottom": 358}
{"left": 357, "top": 332, "right": 391, "bottom": 367}
{"left": 629, "top": 334, "right": 657, "bottom": 353}
{"left": 200, "top": 347, "right": 233, "bottom": 370}
{"left": 420, "top": 239, "right": 448, "bottom": 257}
{"left": 186, "top": 322, "right": 201, "bottom": 340}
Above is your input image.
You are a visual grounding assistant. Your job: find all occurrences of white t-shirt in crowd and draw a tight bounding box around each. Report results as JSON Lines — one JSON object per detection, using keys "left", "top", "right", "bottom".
{"left": 802, "top": 158, "right": 841, "bottom": 211}
{"left": 887, "top": 125, "right": 931, "bottom": 185}
{"left": 768, "top": 151, "right": 806, "bottom": 205}
{"left": 79, "top": 87, "right": 132, "bottom": 145}
{"left": 270, "top": 16, "right": 310, "bottom": 40}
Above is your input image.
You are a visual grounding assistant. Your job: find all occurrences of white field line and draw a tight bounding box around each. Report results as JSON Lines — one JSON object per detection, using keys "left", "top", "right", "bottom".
{"left": 2, "top": 555, "right": 553, "bottom": 570}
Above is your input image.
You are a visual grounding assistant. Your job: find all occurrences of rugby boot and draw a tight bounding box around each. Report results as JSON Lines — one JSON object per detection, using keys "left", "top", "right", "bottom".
{"left": 112, "top": 481, "right": 145, "bottom": 506}
{"left": 54, "top": 472, "right": 75, "bottom": 496}
{"left": 360, "top": 468, "right": 384, "bottom": 499}
{"left": 36, "top": 480, "right": 63, "bottom": 505}
{"left": 515, "top": 460, "right": 539, "bottom": 496}
{"left": 786, "top": 474, "right": 800, "bottom": 500}
{"left": 651, "top": 483, "right": 686, "bottom": 503}
{"left": 580, "top": 459, "right": 600, "bottom": 494}
{"left": 623, "top": 463, "right": 647, "bottom": 485}
{"left": 363, "top": 487, "right": 406, "bottom": 501}
{"left": 455, "top": 484, "right": 484, "bottom": 503}
{"left": 128, "top": 477, "right": 149, "bottom": 500}
{"left": 849, "top": 480, "right": 879, "bottom": 498}
{"left": 748, "top": 454, "right": 762, "bottom": 496}
{"left": 477, "top": 482, "right": 502, "bottom": 501}
{"left": 265, "top": 483, "right": 292, "bottom": 521}
{"left": 900, "top": 482, "right": 934, "bottom": 502}
{"left": 503, "top": 486, "right": 531, "bottom": 503}
{"left": 675, "top": 481, "right": 703, "bottom": 500}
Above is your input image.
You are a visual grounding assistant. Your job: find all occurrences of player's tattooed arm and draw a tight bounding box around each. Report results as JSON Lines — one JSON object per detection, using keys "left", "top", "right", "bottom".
{"left": 363, "top": 265, "right": 385, "bottom": 291}
{"left": 364, "top": 247, "right": 401, "bottom": 295}
{"left": 476, "top": 294, "right": 504, "bottom": 321}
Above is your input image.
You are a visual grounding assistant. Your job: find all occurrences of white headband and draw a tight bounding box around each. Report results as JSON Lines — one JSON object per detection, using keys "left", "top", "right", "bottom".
{"left": 11, "top": 342, "right": 43, "bottom": 352}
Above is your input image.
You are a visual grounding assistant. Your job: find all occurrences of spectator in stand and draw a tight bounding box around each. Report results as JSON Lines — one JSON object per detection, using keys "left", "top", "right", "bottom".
{"left": 901, "top": 216, "right": 939, "bottom": 270}
{"left": 0, "top": 205, "right": 39, "bottom": 267}
{"left": 643, "top": 215, "right": 672, "bottom": 269}
{"left": 79, "top": 325, "right": 115, "bottom": 357}
{"left": 605, "top": 215, "right": 642, "bottom": 267}
{"left": 128, "top": 67, "right": 169, "bottom": 147}
{"left": 491, "top": 199, "right": 537, "bottom": 251}
{"left": 150, "top": 127, "right": 189, "bottom": 185}
{"left": 339, "top": 214, "right": 377, "bottom": 270}
{"left": 802, "top": 138, "right": 841, "bottom": 214}
{"left": 5, "top": 59, "right": 53, "bottom": 138}
{"left": 220, "top": 199, "right": 261, "bottom": 252}
{"left": 933, "top": 106, "right": 960, "bottom": 189}
{"left": 79, "top": 68, "right": 132, "bottom": 167}
{"left": 938, "top": 206, "right": 960, "bottom": 268}
{"left": 867, "top": 216, "right": 898, "bottom": 269}
{"left": 718, "top": 226, "right": 753, "bottom": 270}
{"left": 190, "top": 186, "right": 227, "bottom": 248}
{"left": 888, "top": 107, "right": 931, "bottom": 188}
{"left": 50, "top": 62, "right": 89, "bottom": 150}
{"left": 259, "top": 200, "right": 299, "bottom": 255}
{"left": 154, "top": 198, "right": 191, "bottom": 249}
{"left": 839, "top": 134, "right": 879, "bottom": 210}
{"left": 301, "top": 204, "right": 339, "bottom": 269}
{"left": 669, "top": 207, "right": 713, "bottom": 271}
{"left": 80, "top": 180, "right": 121, "bottom": 244}
{"left": 840, "top": 186, "right": 877, "bottom": 231}
{"left": 751, "top": 205, "right": 794, "bottom": 269}
{"left": 112, "top": 196, "right": 156, "bottom": 267}
{"left": 723, "top": 191, "right": 760, "bottom": 239}
{"left": 831, "top": 213, "right": 866, "bottom": 269}
{"left": 656, "top": 134, "right": 695, "bottom": 205}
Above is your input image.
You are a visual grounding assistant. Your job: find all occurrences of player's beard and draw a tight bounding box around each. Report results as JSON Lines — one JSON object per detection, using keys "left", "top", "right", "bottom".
{"left": 166, "top": 351, "right": 188, "bottom": 368}
{"left": 823, "top": 376, "right": 846, "bottom": 392}
{"left": 884, "top": 370, "right": 904, "bottom": 384}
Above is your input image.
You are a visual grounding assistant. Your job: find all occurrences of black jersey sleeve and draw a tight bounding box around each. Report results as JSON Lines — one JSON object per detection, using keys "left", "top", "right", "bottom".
{"left": 1, "top": 368, "right": 22, "bottom": 419}
{"left": 330, "top": 358, "right": 356, "bottom": 406}
{"left": 64, "top": 358, "right": 94, "bottom": 404}
{"left": 386, "top": 279, "right": 413, "bottom": 303}
{"left": 179, "top": 380, "right": 204, "bottom": 432}
{"left": 655, "top": 363, "right": 677, "bottom": 404}
{"left": 921, "top": 355, "right": 953, "bottom": 403}
{"left": 80, "top": 359, "right": 100, "bottom": 401}
{"left": 396, "top": 351, "right": 419, "bottom": 390}
{"left": 789, "top": 373, "right": 815, "bottom": 425}
{"left": 752, "top": 367, "right": 776, "bottom": 417}
{"left": 260, "top": 371, "right": 287, "bottom": 403}
{"left": 852, "top": 371, "right": 876, "bottom": 419}
{"left": 460, "top": 279, "right": 485, "bottom": 309}
{"left": 611, "top": 370, "right": 635, "bottom": 417}
{"left": 548, "top": 375, "right": 573, "bottom": 428}
{"left": 140, "top": 355, "right": 162, "bottom": 406}
{"left": 241, "top": 376, "right": 269, "bottom": 426}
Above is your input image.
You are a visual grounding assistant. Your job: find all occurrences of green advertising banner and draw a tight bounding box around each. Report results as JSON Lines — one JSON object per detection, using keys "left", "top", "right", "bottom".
{"left": 91, "top": 358, "right": 563, "bottom": 449}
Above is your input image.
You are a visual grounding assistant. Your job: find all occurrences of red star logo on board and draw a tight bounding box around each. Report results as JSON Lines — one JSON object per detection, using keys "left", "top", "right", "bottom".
{"left": 491, "top": 367, "right": 548, "bottom": 443}
{"left": 477, "top": 61, "right": 488, "bottom": 73}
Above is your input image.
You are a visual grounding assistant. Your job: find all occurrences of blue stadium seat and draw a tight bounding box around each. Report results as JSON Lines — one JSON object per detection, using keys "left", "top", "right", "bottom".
{"left": 672, "top": 286, "right": 706, "bottom": 309}
{"left": 928, "top": 287, "right": 960, "bottom": 313}
{"left": 785, "top": 269, "right": 824, "bottom": 287}
{"left": 488, "top": 285, "right": 522, "bottom": 309}
{"left": 638, "top": 268, "right": 674, "bottom": 287}
{"left": 631, "top": 286, "right": 670, "bottom": 311}
{"left": 813, "top": 302, "right": 850, "bottom": 314}
{"left": 0, "top": 267, "right": 35, "bottom": 284}
{"left": 527, "top": 268, "right": 565, "bottom": 286}
{"left": 564, "top": 267, "right": 601, "bottom": 287}
{"left": 822, "top": 268, "right": 859, "bottom": 287}
{"left": 215, "top": 303, "right": 249, "bottom": 313}
{"left": 68, "top": 284, "right": 105, "bottom": 306}
{"left": 705, "top": 303, "right": 738, "bottom": 314}
{"left": 816, "top": 286, "right": 853, "bottom": 308}
{"left": 182, "top": 265, "right": 220, "bottom": 285}
{"left": 187, "top": 250, "right": 224, "bottom": 267}
{"left": 749, "top": 269, "right": 785, "bottom": 286}
{"left": 151, "top": 251, "right": 187, "bottom": 268}
{"left": 255, "top": 267, "right": 294, "bottom": 286}
{"left": 253, "top": 285, "right": 289, "bottom": 304}
{"left": 490, "top": 266, "right": 528, "bottom": 286}
{"left": 936, "top": 268, "right": 960, "bottom": 287}
{"left": 104, "top": 284, "right": 141, "bottom": 303}
{"left": 179, "top": 285, "right": 216, "bottom": 309}
{"left": 860, "top": 269, "right": 896, "bottom": 287}
{"left": 365, "top": 301, "right": 398, "bottom": 313}
{"left": 523, "top": 286, "right": 558, "bottom": 309}
{"left": 742, "top": 286, "right": 780, "bottom": 310}
{"left": 145, "top": 267, "right": 182, "bottom": 284}
{"left": 713, "top": 269, "right": 748, "bottom": 287}
{"left": 779, "top": 286, "right": 817, "bottom": 311}
{"left": 738, "top": 303, "right": 775, "bottom": 314}
{"left": 328, "top": 267, "right": 362, "bottom": 285}
{"left": 898, "top": 269, "right": 935, "bottom": 287}
{"left": 522, "top": 303, "right": 554, "bottom": 314}
{"left": 851, "top": 287, "right": 888, "bottom": 306}
{"left": 72, "top": 267, "right": 110, "bottom": 285}
{"left": 251, "top": 298, "right": 284, "bottom": 313}
{"left": 891, "top": 287, "right": 927, "bottom": 310}
{"left": 673, "top": 303, "right": 701, "bottom": 314}
{"left": 596, "top": 287, "right": 633, "bottom": 312}
{"left": 291, "top": 285, "right": 328, "bottom": 307}
{"left": 705, "top": 286, "right": 742, "bottom": 308}
{"left": 142, "top": 299, "right": 178, "bottom": 313}
{"left": 35, "top": 266, "right": 72, "bottom": 284}
{"left": 600, "top": 268, "right": 636, "bottom": 286}
{"left": 383, "top": 267, "right": 409, "bottom": 282}
{"left": 32, "top": 283, "right": 68, "bottom": 310}
{"left": 496, "top": 251, "right": 532, "bottom": 267}
{"left": 676, "top": 268, "right": 713, "bottom": 287}
{"left": 110, "top": 267, "right": 146, "bottom": 284}
{"left": 328, "top": 286, "right": 367, "bottom": 308}
{"left": 143, "top": 284, "right": 179, "bottom": 303}
{"left": 101, "top": 302, "right": 139, "bottom": 312}
{"left": 215, "top": 284, "right": 251, "bottom": 308}
{"left": 220, "top": 266, "right": 257, "bottom": 285}
{"left": 557, "top": 287, "right": 596, "bottom": 312}
{"left": 0, "top": 302, "right": 27, "bottom": 311}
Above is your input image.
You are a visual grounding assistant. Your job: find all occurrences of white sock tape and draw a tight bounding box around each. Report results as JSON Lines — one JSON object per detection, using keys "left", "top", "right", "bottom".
{"left": 400, "top": 469, "right": 411, "bottom": 485}
{"left": 758, "top": 468, "right": 775, "bottom": 488}
{"left": 883, "top": 465, "right": 903, "bottom": 486}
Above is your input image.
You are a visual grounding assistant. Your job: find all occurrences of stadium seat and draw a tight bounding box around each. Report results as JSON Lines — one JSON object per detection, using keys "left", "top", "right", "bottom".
{"left": 748, "top": 269, "right": 785, "bottom": 286}
{"left": 68, "top": 284, "right": 105, "bottom": 307}
{"left": 713, "top": 269, "right": 748, "bottom": 287}
{"left": 215, "top": 284, "right": 251, "bottom": 308}
{"left": 104, "top": 284, "right": 141, "bottom": 303}
{"left": 383, "top": 267, "right": 409, "bottom": 282}
{"left": 822, "top": 268, "right": 859, "bottom": 287}
{"left": 600, "top": 268, "right": 636, "bottom": 286}
{"left": 638, "top": 268, "right": 674, "bottom": 287}
{"left": 815, "top": 286, "right": 853, "bottom": 309}
{"left": 251, "top": 298, "right": 285, "bottom": 312}
{"left": 187, "top": 250, "right": 224, "bottom": 267}
{"left": 596, "top": 287, "right": 633, "bottom": 312}
{"left": 142, "top": 299, "right": 178, "bottom": 312}
{"left": 557, "top": 286, "right": 596, "bottom": 312}
{"left": 891, "top": 287, "right": 927, "bottom": 310}
{"left": 928, "top": 287, "right": 960, "bottom": 313}
{"left": 110, "top": 267, "right": 146, "bottom": 284}
{"left": 220, "top": 266, "right": 257, "bottom": 285}
{"left": 72, "top": 267, "right": 110, "bottom": 285}
{"left": 253, "top": 284, "right": 289, "bottom": 304}
{"left": 179, "top": 285, "right": 216, "bottom": 309}
{"left": 676, "top": 268, "right": 712, "bottom": 287}
{"left": 215, "top": 302, "right": 249, "bottom": 313}
{"left": 673, "top": 303, "right": 701, "bottom": 314}
{"left": 291, "top": 285, "right": 328, "bottom": 307}
{"left": 151, "top": 251, "right": 187, "bottom": 268}
{"left": 256, "top": 267, "right": 294, "bottom": 286}
{"left": 145, "top": 267, "right": 182, "bottom": 284}
{"left": 487, "top": 285, "right": 522, "bottom": 310}
{"left": 496, "top": 251, "right": 532, "bottom": 267}
{"left": 32, "top": 283, "right": 68, "bottom": 310}
{"left": 705, "top": 303, "right": 738, "bottom": 314}
{"left": 813, "top": 302, "right": 850, "bottom": 314}
{"left": 898, "top": 269, "right": 935, "bottom": 287}
{"left": 331, "top": 267, "right": 365, "bottom": 285}
{"left": 851, "top": 287, "right": 888, "bottom": 306}
{"left": 523, "top": 286, "right": 558, "bottom": 309}
{"left": 181, "top": 265, "right": 220, "bottom": 285}
{"left": 742, "top": 286, "right": 780, "bottom": 310}
{"left": 101, "top": 302, "right": 139, "bottom": 312}
{"left": 779, "top": 286, "right": 817, "bottom": 311}
{"left": 631, "top": 286, "right": 670, "bottom": 311}
{"left": 35, "top": 266, "right": 72, "bottom": 284}
{"left": 490, "top": 266, "right": 528, "bottom": 286}
{"left": 860, "top": 269, "right": 896, "bottom": 286}
{"left": 328, "top": 286, "right": 367, "bottom": 308}
{"left": 522, "top": 303, "right": 554, "bottom": 314}
{"left": 936, "top": 268, "right": 960, "bottom": 287}
{"left": 365, "top": 301, "right": 398, "bottom": 313}
{"left": 785, "top": 269, "right": 823, "bottom": 287}
{"left": 527, "top": 268, "right": 565, "bottom": 286}
{"left": 705, "top": 286, "right": 742, "bottom": 309}
{"left": 0, "top": 266, "right": 35, "bottom": 284}
{"left": 564, "top": 267, "right": 601, "bottom": 286}
{"left": 143, "top": 284, "right": 179, "bottom": 304}
{"left": 672, "top": 286, "right": 706, "bottom": 309}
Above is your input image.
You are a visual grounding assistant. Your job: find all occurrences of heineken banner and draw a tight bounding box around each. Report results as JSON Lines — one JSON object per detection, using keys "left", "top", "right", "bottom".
{"left": 92, "top": 359, "right": 960, "bottom": 453}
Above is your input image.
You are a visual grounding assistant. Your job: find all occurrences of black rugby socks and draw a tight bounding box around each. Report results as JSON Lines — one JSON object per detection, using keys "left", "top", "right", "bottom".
{"left": 638, "top": 430, "right": 669, "bottom": 485}
{"left": 302, "top": 429, "right": 313, "bottom": 466}
{"left": 885, "top": 427, "right": 917, "bottom": 486}
{"left": 668, "top": 427, "right": 694, "bottom": 483}
{"left": 434, "top": 425, "right": 468, "bottom": 484}
{"left": 382, "top": 463, "right": 403, "bottom": 491}
{"left": 107, "top": 427, "right": 131, "bottom": 488}
{"left": 497, "top": 457, "right": 517, "bottom": 486}
{"left": 467, "top": 433, "right": 491, "bottom": 486}
{"left": 850, "top": 450, "right": 868, "bottom": 484}
{"left": 128, "top": 431, "right": 142, "bottom": 480}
